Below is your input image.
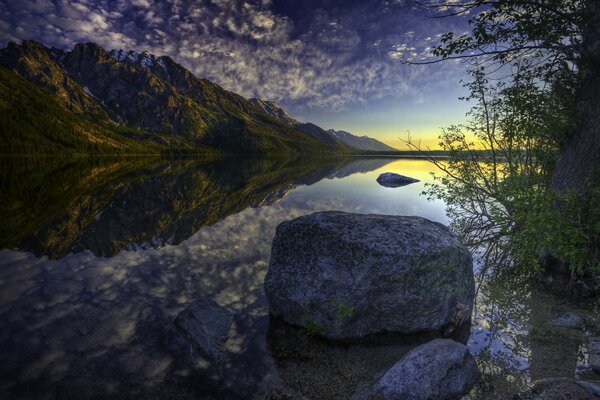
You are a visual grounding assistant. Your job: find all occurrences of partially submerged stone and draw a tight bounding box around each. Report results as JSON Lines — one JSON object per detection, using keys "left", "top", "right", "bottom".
{"left": 267, "top": 319, "right": 437, "bottom": 400}
{"left": 264, "top": 211, "right": 474, "bottom": 340}
{"left": 376, "top": 172, "right": 419, "bottom": 188}
{"left": 367, "top": 339, "right": 480, "bottom": 400}
{"left": 524, "top": 378, "right": 597, "bottom": 400}
{"left": 576, "top": 381, "right": 600, "bottom": 398}
{"left": 589, "top": 337, "right": 600, "bottom": 374}
{"left": 549, "top": 311, "right": 586, "bottom": 330}
{"left": 174, "top": 297, "right": 233, "bottom": 363}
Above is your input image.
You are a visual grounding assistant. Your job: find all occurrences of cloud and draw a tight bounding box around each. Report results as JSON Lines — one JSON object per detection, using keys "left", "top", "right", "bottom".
{"left": 0, "top": 0, "right": 469, "bottom": 112}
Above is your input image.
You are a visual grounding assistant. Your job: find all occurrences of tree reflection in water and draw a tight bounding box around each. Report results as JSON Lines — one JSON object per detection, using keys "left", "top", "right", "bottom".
{"left": 1, "top": 156, "right": 598, "bottom": 399}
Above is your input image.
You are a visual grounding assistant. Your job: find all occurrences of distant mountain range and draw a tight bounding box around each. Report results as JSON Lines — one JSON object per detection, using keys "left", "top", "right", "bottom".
{"left": 327, "top": 129, "right": 397, "bottom": 152}
{"left": 0, "top": 40, "right": 397, "bottom": 155}
{"left": 248, "top": 98, "right": 397, "bottom": 151}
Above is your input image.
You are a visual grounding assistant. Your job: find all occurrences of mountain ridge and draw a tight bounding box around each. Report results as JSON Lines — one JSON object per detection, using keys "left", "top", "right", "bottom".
{"left": 327, "top": 129, "right": 397, "bottom": 152}
{"left": 249, "top": 97, "right": 397, "bottom": 151}
{"left": 0, "top": 40, "right": 346, "bottom": 155}
{"left": 0, "top": 40, "right": 397, "bottom": 155}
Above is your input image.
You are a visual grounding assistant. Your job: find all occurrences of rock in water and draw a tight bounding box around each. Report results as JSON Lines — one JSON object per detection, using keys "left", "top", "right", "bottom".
{"left": 376, "top": 172, "right": 419, "bottom": 188}
{"left": 264, "top": 211, "right": 474, "bottom": 340}
{"left": 590, "top": 337, "right": 600, "bottom": 373}
{"left": 576, "top": 381, "right": 600, "bottom": 398}
{"left": 549, "top": 311, "right": 586, "bottom": 330}
{"left": 174, "top": 297, "right": 233, "bottom": 363}
{"left": 524, "top": 378, "right": 598, "bottom": 400}
{"left": 368, "top": 339, "right": 480, "bottom": 400}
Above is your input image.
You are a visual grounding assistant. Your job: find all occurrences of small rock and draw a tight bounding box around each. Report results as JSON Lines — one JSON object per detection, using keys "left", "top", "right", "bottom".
{"left": 576, "top": 381, "right": 600, "bottom": 397}
{"left": 368, "top": 339, "right": 480, "bottom": 400}
{"left": 376, "top": 172, "right": 420, "bottom": 188}
{"left": 524, "top": 378, "right": 597, "bottom": 400}
{"left": 549, "top": 311, "right": 586, "bottom": 330}
{"left": 264, "top": 211, "right": 474, "bottom": 340}
{"left": 174, "top": 297, "right": 233, "bottom": 363}
{"left": 589, "top": 337, "right": 600, "bottom": 374}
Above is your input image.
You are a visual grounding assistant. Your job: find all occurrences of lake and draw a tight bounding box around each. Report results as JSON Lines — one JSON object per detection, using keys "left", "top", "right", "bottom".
{"left": 0, "top": 156, "right": 598, "bottom": 399}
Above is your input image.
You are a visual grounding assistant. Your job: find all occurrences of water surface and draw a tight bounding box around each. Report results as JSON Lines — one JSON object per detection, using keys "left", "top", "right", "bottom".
{"left": 0, "top": 157, "right": 598, "bottom": 399}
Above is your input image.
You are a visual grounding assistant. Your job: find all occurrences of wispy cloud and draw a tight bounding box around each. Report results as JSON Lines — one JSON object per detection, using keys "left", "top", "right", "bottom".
{"left": 0, "top": 0, "right": 468, "bottom": 112}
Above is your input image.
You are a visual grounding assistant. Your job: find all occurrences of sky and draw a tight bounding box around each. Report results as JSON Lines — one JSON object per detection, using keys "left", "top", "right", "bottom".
{"left": 0, "top": 0, "right": 473, "bottom": 149}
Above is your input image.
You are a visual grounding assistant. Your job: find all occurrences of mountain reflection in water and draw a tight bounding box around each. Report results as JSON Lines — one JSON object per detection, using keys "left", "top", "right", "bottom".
{"left": 0, "top": 156, "right": 598, "bottom": 400}
{"left": 0, "top": 157, "right": 396, "bottom": 259}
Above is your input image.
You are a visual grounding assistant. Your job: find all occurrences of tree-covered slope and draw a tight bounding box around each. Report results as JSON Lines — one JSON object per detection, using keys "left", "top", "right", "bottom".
{"left": 0, "top": 66, "right": 173, "bottom": 155}
{"left": 0, "top": 41, "right": 344, "bottom": 155}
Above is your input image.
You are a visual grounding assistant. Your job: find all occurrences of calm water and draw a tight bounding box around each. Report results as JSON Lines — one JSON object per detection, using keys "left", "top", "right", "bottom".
{"left": 0, "top": 157, "right": 598, "bottom": 399}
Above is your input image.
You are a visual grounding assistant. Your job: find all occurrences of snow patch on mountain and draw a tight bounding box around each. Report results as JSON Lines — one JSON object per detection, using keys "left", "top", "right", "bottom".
{"left": 249, "top": 98, "right": 299, "bottom": 125}
{"left": 111, "top": 49, "right": 170, "bottom": 73}
{"left": 248, "top": 97, "right": 397, "bottom": 152}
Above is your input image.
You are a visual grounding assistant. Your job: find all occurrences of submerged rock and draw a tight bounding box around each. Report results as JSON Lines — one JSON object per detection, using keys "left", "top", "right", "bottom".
{"left": 264, "top": 211, "right": 474, "bottom": 340}
{"left": 174, "top": 297, "right": 233, "bottom": 363}
{"left": 523, "top": 378, "right": 597, "bottom": 400}
{"left": 267, "top": 319, "right": 439, "bottom": 400}
{"left": 590, "top": 337, "right": 600, "bottom": 373}
{"left": 366, "top": 339, "right": 480, "bottom": 400}
{"left": 576, "top": 381, "right": 600, "bottom": 397}
{"left": 549, "top": 311, "right": 586, "bottom": 330}
{"left": 376, "top": 172, "right": 419, "bottom": 188}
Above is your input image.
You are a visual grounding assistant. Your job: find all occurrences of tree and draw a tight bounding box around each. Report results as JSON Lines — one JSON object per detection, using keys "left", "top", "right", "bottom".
{"left": 551, "top": 1, "right": 600, "bottom": 195}
{"left": 418, "top": 0, "right": 598, "bottom": 193}
{"left": 406, "top": 0, "right": 600, "bottom": 287}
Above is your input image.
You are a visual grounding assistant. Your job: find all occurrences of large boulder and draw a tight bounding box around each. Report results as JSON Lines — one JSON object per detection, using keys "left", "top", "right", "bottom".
{"left": 264, "top": 211, "right": 474, "bottom": 340}
{"left": 366, "top": 339, "right": 480, "bottom": 400}
{"left": 376, "top": 172, "right": 419, "bottom": 188}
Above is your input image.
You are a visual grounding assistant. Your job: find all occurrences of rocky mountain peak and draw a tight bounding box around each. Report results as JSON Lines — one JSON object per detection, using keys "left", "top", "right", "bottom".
{"left": 248, "top": 98, "right": 299, "bottom": 125}
{"left": 67, "top": 42, "right": 116, "bottom": 67}
{"left": 110, "top": 48, "right": 168, "bottom": 71}
{"left": 0, "top": 40, "right": 358, "bottom": 155}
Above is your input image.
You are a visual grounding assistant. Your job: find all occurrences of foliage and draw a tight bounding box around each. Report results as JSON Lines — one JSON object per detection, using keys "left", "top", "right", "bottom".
{"left": 303, "top": 318, "right": 326, "bottom": 337}
{"left": 329, "top": 300, "right": 354, "bottom": 322}
{"left": 406, "top": 0, "right": 600, "bottom": 284}
{"left": 513, "top": 182, "right": 600, "bottom": 277}
{"left": 407, "top": 67, "right": 568, "bottom": 269}
{"left": 428, "top": 0, "right": 584, "bottom": 76}
{"left": 0, "top": 67, "right": 162, "bottom": 155}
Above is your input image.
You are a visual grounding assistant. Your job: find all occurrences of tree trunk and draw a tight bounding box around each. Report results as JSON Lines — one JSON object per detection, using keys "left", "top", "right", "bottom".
{"left": 551, "top": 0, "right": 600, "bottom": 194}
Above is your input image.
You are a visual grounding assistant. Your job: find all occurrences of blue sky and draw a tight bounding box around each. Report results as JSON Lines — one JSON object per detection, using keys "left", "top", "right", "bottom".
{"left": 0, "top": 0, "right": 473, "bottom": 148}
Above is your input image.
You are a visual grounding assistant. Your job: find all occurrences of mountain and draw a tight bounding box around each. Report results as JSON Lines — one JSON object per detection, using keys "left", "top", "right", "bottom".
{"left": 249, "top": 98, "right": 344, "bottom": 146}
{"left": 249, "top": 97, "right": 397, "bottom": 151}
{"left": 249, "top": 98, "right": 299, "bottom": 125}
{"left": 0, "top": 40, "right": 344, "bottom": 155}
{"left": 327, "top": 129, "right": 398, "bottom": 152}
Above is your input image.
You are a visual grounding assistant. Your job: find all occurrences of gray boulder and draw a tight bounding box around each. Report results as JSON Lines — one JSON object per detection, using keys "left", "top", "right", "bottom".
{"left": 264, "top": 211, "right": 474, "bottom": 340}
{"left": 376, "top": 172, "right": 419, "bottom": 188}
{"left": 590, "top": 337, "right": 600, "bottom": 373}
{"left": 367, "top": 339, "right": 480, "bottom": 400}
{"left": 174, "top": 297, "right": 233, "bottom": 363}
